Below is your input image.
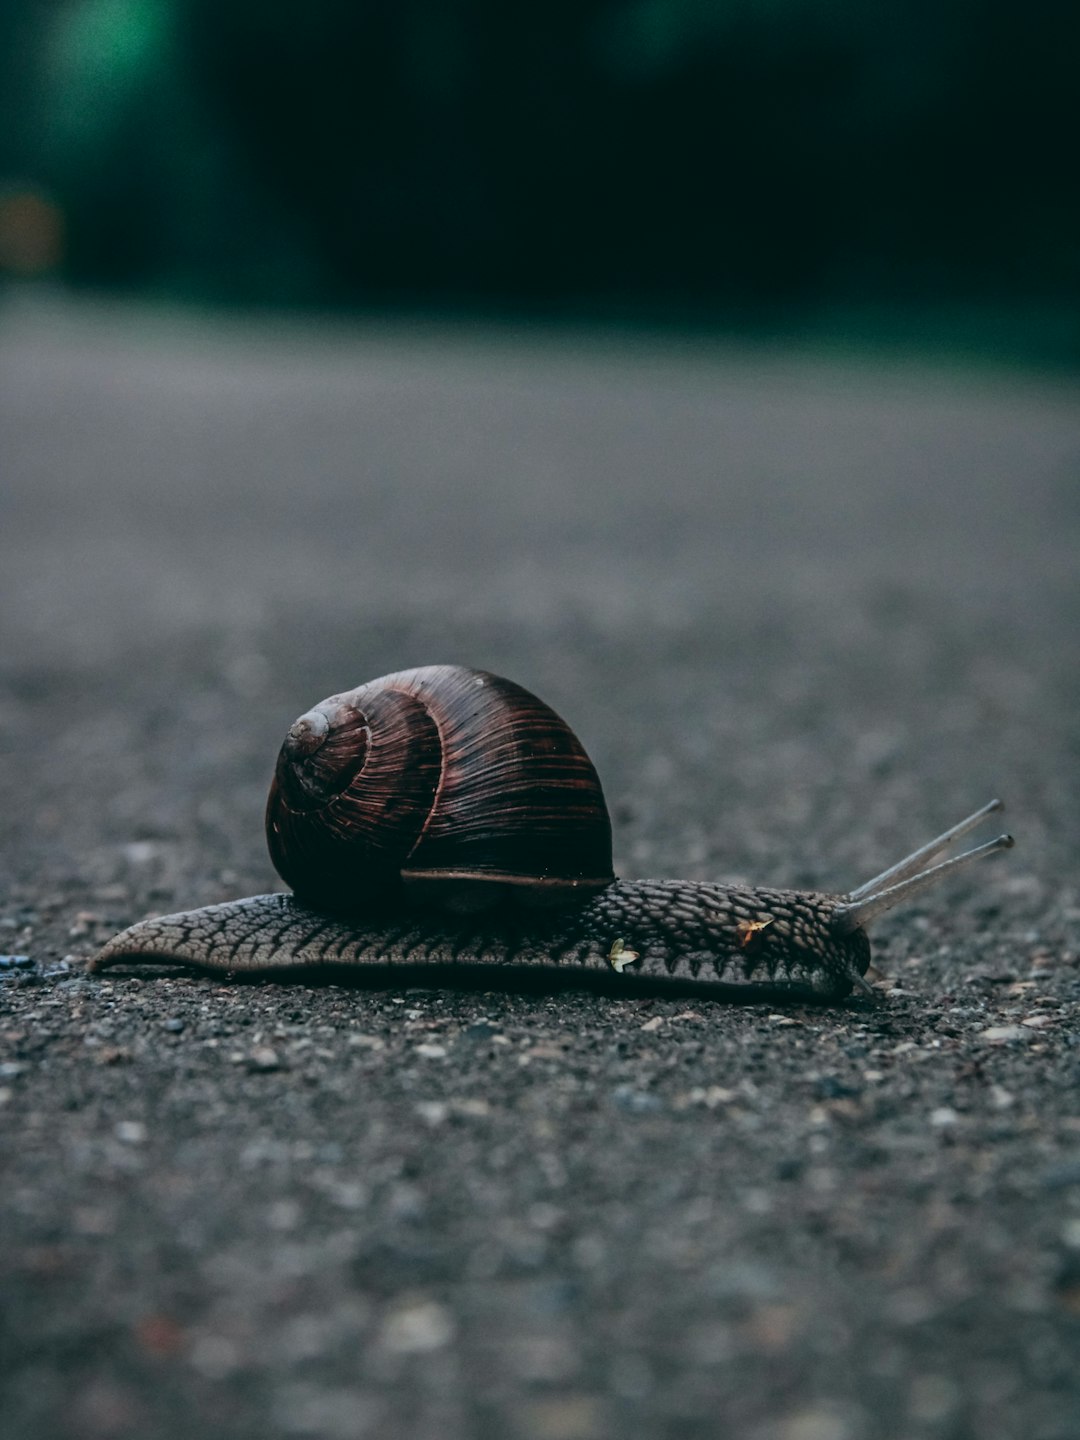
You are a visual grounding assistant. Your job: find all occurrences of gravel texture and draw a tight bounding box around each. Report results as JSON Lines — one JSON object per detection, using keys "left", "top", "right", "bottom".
{"left": 1, "top": 297, "right": 1078, "bottom": 1440}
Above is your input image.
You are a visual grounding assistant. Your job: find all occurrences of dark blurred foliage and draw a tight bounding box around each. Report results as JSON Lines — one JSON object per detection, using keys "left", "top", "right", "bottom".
{"left": 1, "top": 0, "right": 1078, "bottom": 354}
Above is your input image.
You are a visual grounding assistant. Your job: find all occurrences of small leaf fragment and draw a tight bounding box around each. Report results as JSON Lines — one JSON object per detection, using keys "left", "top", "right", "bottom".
{"left": 608, "top": 938, "right": 640, "bottom": 973}
{"left": 736, "top": 918, "right": 774, "bottom": 950}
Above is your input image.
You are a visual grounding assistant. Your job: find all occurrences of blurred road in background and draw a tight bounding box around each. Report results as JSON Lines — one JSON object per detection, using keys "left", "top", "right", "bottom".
{"left": 1, "top": 299, "right": 1079, "bottom": 1439}
{"left": 4, "top": 2, "right": 1078, "bottom": 371}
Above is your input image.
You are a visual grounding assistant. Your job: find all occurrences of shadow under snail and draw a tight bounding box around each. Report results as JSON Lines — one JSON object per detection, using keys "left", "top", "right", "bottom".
{"left": 90, "top": 664, "right": 1014, "bottom": 1001}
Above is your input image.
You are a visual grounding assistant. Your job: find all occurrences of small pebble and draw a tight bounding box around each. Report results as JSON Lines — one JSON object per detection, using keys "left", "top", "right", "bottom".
{"left": 379, "top": 1300, "right": 454, "bottom": 1355}
{"left": 0, "top": 955, "right": 33, "bottom": 970}
{"left": 248, "top": 1047, "right": 283, "bottom": 1071}
{"left": 680, "top": 1085, "right": 736, "bottom": 1109}
{"left": 416, "top": 1101, "right": 449, "bottom": 1126}
{"left": 163, "top": 1018, "right": 185, "bottom": 1033}
{"left": 778, "top": 1402, "right": 854, "bottom": 1440}
{"left": 455, "top": 1097, "right": 490, "bottom": 1117}
{"left": 347, "top": 1033, "right": 385, "bottom": 1051}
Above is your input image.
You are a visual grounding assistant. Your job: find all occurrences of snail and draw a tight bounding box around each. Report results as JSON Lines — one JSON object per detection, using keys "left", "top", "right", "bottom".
{"left": 90, "top": 664, "right": 1014, "bottom": 1001}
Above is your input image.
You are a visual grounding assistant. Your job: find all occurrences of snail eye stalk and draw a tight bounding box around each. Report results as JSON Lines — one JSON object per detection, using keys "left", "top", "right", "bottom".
{"left": 832, "top": 801, "right": 1014, "bottom": 934}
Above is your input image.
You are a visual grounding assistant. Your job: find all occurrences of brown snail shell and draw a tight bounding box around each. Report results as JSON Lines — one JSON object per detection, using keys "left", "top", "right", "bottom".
{"left": 265, "top": 665, "right": 614, "bottom": 914}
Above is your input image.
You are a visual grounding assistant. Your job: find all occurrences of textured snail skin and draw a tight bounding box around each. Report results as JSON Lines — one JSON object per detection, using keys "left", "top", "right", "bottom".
{"left": 88, "top": 879, "right": 871, "bottom": 1001}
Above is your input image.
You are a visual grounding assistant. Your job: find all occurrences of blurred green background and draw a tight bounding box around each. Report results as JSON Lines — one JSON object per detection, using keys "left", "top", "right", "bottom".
{"left": 1, "top": 0, "right": 1077, "bottom": 364}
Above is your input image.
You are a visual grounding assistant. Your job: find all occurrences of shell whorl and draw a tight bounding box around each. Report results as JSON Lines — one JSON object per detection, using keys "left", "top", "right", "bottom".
{"left": 265, "top": 665, "right": 614, "bottom": 913}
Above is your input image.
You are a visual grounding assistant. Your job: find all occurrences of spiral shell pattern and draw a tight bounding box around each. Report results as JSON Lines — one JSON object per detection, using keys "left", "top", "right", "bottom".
{"left": 265, "top": 666, "right": 614, "bottom": 912}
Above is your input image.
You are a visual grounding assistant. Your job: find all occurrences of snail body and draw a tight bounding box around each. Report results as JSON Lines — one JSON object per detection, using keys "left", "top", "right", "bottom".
{"left": 90, "top": 666, "right": 1014, "bottom": 1002}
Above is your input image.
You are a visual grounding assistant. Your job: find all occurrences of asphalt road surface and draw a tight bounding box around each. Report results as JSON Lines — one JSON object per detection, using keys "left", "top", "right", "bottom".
{"left": 1, "top": 296, "right": 1078, "bottom": 1440}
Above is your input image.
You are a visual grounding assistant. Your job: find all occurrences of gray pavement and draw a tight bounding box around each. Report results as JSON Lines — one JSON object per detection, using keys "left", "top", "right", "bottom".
{"left": 1, "top": 296, "right": 1079, "bottom": 1439}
